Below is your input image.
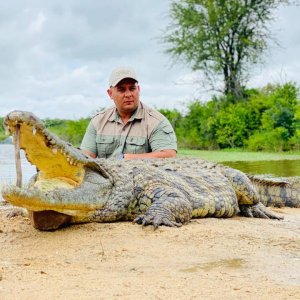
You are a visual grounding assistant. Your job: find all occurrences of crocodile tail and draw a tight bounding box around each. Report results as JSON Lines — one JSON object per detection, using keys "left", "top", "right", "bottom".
{"left": 248, "top": 175, "right": 300, "bottom": 208}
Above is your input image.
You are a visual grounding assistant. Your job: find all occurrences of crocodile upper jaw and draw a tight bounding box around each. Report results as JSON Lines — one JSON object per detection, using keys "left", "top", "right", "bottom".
{"left": 4, "top": 110, "right": 89, "bottom": 186}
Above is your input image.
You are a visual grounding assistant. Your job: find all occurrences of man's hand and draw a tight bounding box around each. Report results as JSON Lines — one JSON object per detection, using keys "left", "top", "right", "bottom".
{"left": 82, "top": 149, "right": 97, "bottom": 159}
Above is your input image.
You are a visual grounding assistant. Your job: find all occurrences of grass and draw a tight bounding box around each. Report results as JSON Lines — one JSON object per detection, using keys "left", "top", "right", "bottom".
{"left": 178, "top": 148, "right": 300, "bottom": 162}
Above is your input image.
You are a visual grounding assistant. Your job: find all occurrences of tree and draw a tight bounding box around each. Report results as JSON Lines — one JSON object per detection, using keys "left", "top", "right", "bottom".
{"left": 44, "top": 118, "right": 90, "bottom": 146}
{"left": 213, "top": 104, "right": 249, "bottom": 148}
{"left": 164, "top": 0, "right": 290, "bottom": 99}
{"left": 246, "top": 83, "right": 299, "bottom": 151}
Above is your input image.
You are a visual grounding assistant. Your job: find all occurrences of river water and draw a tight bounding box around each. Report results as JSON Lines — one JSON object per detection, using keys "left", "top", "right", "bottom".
{"left": 223, "top": 159, "right": 300, "bottom": 177}
{"left": 0, "top": 144, "right": 299, "bottom": 201}
{"left": 0, "top": 145, "right": 36, "bottom": 186}
{"left": 0, "top": 145, "right": 36, "bottom": 202}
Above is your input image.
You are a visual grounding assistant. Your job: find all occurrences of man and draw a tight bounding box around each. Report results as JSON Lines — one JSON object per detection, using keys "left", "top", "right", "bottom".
{"left": 81, "top": 67, "right": 177, "bottom": 159}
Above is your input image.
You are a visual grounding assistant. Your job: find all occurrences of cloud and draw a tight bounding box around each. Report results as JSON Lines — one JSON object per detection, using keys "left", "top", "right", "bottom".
{"left": 29, "top": 11, "right": 46, "bottom": 33}
{"left": 0, "top": 1, "right": 299, "bottom": 119}
{"left": 249, "top": 4, "right": 300, "bottom": 88}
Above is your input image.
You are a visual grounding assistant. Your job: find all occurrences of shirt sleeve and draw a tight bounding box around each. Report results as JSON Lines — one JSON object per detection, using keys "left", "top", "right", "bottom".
{"left": 149, "top": 118, "right": 177, "bottom": 152}
{"left": 80, "top": 121, "right": 97, "bottom": 155}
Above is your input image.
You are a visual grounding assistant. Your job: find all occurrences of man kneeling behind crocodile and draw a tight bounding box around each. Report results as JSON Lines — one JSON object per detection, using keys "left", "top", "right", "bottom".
{"left": 80, "top": 66, "right": 177, "bottom": 160}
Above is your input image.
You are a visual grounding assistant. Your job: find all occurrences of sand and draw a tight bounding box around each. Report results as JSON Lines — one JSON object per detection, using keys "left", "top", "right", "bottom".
{"left": 0, "top": 205, "right": 299, "bottom": 300}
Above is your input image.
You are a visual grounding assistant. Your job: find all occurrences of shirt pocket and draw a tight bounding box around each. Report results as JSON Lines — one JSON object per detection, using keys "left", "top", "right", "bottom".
{"left": 96, "top": 136, "right": 116, "bottom": 158}
{"left": 125, "top": 137, "right": 147, "bottom": 154}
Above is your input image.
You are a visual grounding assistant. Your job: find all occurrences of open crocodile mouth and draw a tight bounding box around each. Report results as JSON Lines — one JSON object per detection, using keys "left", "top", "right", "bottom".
{"left": 4, "top": 111, "right": 87, "bottom": 188}
{"left": 2, "top": 111, "right": 115, "bottom": 229}
{"left": 2, "top": 110, "right": 114, "bottom": 216}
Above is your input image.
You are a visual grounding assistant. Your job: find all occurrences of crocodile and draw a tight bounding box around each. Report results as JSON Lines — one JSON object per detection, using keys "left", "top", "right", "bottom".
{"left": 1, "top": 111, "right": 299, "bottom": 231}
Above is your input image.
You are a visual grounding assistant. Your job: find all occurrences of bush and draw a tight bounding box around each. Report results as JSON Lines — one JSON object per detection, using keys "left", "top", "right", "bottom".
{"left": 246, "top": 127, "right": 289, "bottom": 152}
{"left": 46, "top": 118, "right": 89, "bottom": 147}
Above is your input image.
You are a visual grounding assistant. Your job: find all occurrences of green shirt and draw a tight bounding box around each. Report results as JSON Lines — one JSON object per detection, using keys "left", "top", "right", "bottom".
{"left": 80, "top": 102, "right": 177, "bottom": 158}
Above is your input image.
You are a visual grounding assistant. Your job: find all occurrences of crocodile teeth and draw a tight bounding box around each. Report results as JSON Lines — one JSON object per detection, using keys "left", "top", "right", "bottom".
{"left": 52, "top": 148, "right": 58, "bottom": 154}
{"left": 32, "top": 127, "right": 37, "bottom": 135}
{"left": 69, "top": 159, "right": 77, "bottom": 166}
{"left": 67, "top": 157, "right": 75, "bottom": 165}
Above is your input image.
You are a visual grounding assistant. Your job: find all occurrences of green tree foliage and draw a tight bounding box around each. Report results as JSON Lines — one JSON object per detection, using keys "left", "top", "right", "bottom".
{"left": 158, "top": 108, "right": 183, "bottom": 129}
{"left": 246, "top": 83, "right": 299, "bottom": 151}
{"left": 159, "top": 82, "right": 300, "bottom": 152}
{"left": 213, "top": 104, "right": 249, "bottom": 148}
{"left": 166, "top": 99, "right": 222, "bottom": 149}
{"left": 45, "top": 118, "right": 90, "bottom": 147}
{"left": 164, "top": 0, "right": 290, "bottom": 98}
{"left": 0, "top": 117, "right": 8, "bottom": 141}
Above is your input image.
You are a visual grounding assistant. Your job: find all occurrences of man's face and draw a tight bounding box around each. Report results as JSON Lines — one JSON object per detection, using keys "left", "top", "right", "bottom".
{"left": 107, "top": 78, "right": 140, "bottom": 114}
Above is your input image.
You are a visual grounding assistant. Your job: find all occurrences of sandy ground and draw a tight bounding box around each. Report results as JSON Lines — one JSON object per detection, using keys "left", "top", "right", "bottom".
{"left": 0, "top": 205, "right": 299, "bottom": 300}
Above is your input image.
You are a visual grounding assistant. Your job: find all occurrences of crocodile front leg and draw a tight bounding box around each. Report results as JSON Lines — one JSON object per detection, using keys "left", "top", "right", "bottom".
{"left": 133, "top": 187, "right": 193, "bottom": 229}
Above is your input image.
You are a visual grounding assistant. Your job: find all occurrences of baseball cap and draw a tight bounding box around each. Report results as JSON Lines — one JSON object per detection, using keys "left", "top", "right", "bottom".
{"left": 108, "top": 67, "right": 138, "bottom": 87}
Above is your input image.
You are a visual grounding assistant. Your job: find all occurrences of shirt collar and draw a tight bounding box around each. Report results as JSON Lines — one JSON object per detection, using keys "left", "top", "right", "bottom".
{"left": 108, "top": 102, "right": 144, "bottom": 123}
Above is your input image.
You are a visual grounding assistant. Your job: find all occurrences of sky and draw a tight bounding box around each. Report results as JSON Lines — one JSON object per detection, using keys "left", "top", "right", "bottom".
{"left": 0, "top": 0, "right": 300, "bottom": 119}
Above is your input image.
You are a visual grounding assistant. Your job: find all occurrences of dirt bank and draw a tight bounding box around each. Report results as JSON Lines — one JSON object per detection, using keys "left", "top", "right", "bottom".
{"left": 0, "top": 206, "right": 299, "bottom": 299}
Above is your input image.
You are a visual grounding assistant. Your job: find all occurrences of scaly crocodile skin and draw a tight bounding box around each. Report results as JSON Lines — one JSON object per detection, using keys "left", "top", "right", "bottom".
{"left": 2, "top": 111, "right": 299, "bottom": 230}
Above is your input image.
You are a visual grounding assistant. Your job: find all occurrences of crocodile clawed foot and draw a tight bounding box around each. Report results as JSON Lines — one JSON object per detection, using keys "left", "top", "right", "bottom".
{"left": 239, "top": 203, "right": 283, "bottom": 220}
{"left": 133, "top": 214, "right": 182, "bottom": 229}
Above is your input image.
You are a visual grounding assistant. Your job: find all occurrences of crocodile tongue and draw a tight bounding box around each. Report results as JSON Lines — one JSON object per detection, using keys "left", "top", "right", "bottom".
{"left": 13, "top": 124, "right": 22, "bottom": 188}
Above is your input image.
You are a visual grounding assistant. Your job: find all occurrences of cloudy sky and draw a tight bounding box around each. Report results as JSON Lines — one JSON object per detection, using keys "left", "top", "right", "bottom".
{"left": 0, "top": 0, "right": 300, "bottom": 119}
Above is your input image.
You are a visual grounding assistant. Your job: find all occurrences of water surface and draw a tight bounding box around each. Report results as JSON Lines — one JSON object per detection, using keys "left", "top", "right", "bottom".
{"left": 223, "top": 160, "right": 300, "bottom": 177}
{"left": 0, "top": 145, "right": 36, "bottom": 185}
